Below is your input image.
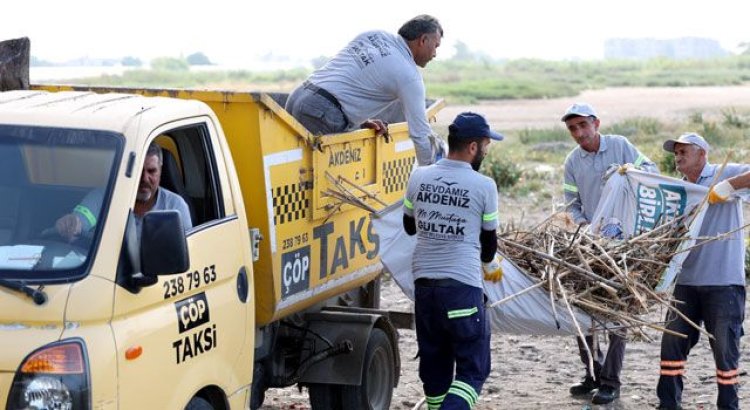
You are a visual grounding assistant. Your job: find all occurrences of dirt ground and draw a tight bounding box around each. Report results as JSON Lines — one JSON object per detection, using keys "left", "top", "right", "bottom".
{"left": 260, "top": 86, "right": 750, "bottom": 410}
{"left": 262, "top": 275, "right": 750, "bottom": 409}
{"left": 435, "top": 85, "right": 750, "bottom": 131}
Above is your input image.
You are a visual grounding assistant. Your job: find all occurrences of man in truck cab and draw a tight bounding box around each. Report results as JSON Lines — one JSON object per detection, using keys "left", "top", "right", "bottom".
{"left": 55, "top": 142, "right": 193, "bottom": 242}
{"left": 285, "top": 14, "right": 443, "bottom": 166}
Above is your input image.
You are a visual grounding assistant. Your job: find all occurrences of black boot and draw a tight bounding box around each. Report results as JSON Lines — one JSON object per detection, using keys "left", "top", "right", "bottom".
{"left": 569, "top": 377, "right": 599, "bottom": 396}
{"left": 592, "top": 385, "right": 620, "bottom": 404}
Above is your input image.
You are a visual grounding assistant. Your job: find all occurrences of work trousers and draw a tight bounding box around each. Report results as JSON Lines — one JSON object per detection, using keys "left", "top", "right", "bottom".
{"left": 657, "top": 285, "right": 745, "bottom": 410}
{"left": 415, "top": 278, "right": 491, "bottom": 410}
{"left": 576, "top": 331, "right": 627, "bottom": 388}
{"left": 284, "top": 82, "right": 349, "bottom": 135}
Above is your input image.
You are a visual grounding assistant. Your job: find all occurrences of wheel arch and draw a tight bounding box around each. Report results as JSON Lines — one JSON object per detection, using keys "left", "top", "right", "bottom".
{"left": 298, "top": 309, "right": 399, "bottom": 386}
{"left": 193, "top": 385, "right": 229, "bottom": 410}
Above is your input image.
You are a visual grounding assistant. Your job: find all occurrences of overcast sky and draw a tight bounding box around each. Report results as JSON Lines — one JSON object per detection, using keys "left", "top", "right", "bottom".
{"left": 3, "top": 0, "right": 748, "bottom": 67}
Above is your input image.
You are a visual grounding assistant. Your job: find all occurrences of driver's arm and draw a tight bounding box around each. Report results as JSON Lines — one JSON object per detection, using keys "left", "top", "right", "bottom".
{"left": 55, "top": 189, "right": 104, "bottom": 242}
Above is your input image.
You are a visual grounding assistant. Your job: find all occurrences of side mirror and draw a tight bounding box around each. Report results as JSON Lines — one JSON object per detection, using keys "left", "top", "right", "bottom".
{"left": 141, "top": 211, "right": 189, "bottom": 276}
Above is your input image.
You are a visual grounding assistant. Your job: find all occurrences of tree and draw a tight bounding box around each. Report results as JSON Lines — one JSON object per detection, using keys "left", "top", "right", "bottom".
{"left": 186, "top": 52, "right": 212, "bottom": 66}
{"left": 150, "top": 57, "right": 189, "bottom": 71}
{"left": 450, "top": 40, "right": 492, "bottom": 62}
{"left": 452, "top": 40, "right": 474, "bottom": 61}
{"left": 739, "top": 42, "right": 750, "bottom": 55}
{"left": 121, "top": 56, "right": 143, "bottom": 67}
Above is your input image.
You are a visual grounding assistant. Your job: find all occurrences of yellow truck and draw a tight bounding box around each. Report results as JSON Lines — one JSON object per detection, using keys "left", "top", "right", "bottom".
{"left": 0, "top": 85, "right": 443, "bottom": 409}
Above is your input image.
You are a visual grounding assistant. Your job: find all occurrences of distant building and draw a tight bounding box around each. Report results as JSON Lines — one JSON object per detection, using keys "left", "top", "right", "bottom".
{"left": 604, "top": 37, "right": 729, "bottom": 60}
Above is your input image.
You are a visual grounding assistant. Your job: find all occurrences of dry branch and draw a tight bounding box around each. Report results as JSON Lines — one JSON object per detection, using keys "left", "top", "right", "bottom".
{"left": 497, "top": 211, "right": 703, "bottom": 340}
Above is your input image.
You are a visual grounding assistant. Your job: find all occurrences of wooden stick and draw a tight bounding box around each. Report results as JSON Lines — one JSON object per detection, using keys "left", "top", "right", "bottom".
{"left": 570, "top": 298, "right": 687, "bottom": 339}
{"left": 555, "top": 275, "right": 596, "bottom": 377}
{"left": 338, "top": 174, "right": 388, "bottom": 207}
{"left": 498, "top": 237, "right": 623, "bottom": 289}
{"left": 635, "top": 283, "right": 714, "bottom": 340}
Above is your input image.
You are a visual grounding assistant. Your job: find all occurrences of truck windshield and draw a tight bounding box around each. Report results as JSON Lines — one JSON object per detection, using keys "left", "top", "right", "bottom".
{"left": 0, "top": 125, "right": 121, "bottom": 282}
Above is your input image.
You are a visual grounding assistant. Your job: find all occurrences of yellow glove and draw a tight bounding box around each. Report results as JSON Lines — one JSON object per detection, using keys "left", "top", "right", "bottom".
{"left": 708, "top": 180, "right": 735, "bottom": 204}
{"left": 482, "top": 255, "right": 504, "bottom": 283}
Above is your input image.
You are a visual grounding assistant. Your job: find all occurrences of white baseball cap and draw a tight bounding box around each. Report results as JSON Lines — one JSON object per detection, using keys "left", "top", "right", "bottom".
{"left": 663, "top": 132, "right": 710, "bottom": 153}
{"left": 561, "top": 103, "right": 598, "bottom": 121}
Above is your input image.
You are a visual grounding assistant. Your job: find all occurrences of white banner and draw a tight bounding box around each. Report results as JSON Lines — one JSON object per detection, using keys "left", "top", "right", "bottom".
{"left": 589, "top": 168, "right": 708, "bottom": 291}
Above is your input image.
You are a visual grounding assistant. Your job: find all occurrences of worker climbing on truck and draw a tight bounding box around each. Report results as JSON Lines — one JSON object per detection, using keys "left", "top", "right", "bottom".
{"left": 286, "top": 14, "right": 444, "bottom": 166}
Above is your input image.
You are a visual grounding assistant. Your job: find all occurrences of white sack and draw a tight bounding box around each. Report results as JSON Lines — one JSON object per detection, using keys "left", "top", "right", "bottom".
{"left": 371, "top": 202, "right": 591, "bottom": 336}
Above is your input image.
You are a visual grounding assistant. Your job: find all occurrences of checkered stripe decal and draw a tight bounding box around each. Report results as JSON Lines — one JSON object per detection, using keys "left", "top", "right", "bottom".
{"left": 272, "top": 183, "right": 309, "bottom": 225}
{"left": 383, "top": 157, "right": 415, "bottom": 194}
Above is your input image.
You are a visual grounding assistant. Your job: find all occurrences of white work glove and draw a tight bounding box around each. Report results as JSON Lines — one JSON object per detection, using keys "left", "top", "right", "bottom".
{"left": 708, "top": 180, "right": 735, "bottom": 204}
{"left": 482, "top": 255, "right": 504, "bottom": 283}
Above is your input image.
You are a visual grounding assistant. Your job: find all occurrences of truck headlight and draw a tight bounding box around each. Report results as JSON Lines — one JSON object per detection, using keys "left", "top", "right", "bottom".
{"left": 6, "top": 339, "right": 90, "bottom": 410}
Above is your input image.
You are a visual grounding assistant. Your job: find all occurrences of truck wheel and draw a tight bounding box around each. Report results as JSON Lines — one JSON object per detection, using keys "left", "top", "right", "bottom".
{"left": 308, "top": 383, "right": 342, "bottom": 409}
{"left": 250, "top": 363, "right": 267, "bottom": 410}
{"left": 341, "top": 328, "right": 395, "bottom": 410}
{"left": 185, "top": 396, "right": 213, "bottom": 410}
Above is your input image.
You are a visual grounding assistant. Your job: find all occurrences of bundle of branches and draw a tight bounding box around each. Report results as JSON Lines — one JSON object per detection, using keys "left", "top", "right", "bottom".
{"left": 496, "top": 210, "right": 706, "bottom": 341}
{"left": 321, "top": 171, "right": 386, "bottom": 214}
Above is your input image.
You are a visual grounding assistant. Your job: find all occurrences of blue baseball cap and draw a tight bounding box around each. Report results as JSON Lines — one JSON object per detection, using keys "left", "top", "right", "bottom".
{"left": 449, "top": 112, "right": 504, "bottom": 141}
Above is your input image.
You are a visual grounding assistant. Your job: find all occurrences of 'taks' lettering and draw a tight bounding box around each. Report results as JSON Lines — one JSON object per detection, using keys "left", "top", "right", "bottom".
{"left": 313, "top": 216, "right": 379, "bottom": 279}
{"left": 173, "top": 324, "right": 217, "bottom": 364}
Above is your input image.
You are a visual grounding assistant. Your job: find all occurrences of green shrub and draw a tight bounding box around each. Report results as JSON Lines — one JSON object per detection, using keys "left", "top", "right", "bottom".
{"left": 688, "top": 112, "right": 704, "bottom": 124}
{"left": 518, "top": 128, "right": 569, "bottom": 145}
{"left": 701, "top": 122, "right": 722, "bottom": 144}
{"left": 722, "top": 108, "right": 748, "bottom": 128}
{"left": 480, "top": 153, "right": 523, "bottom": 189}
{"left": 607, "top": 117, "right": 663, "bottom": 138}
{"left": 658, "top": 152, "right": 677, "bottom": 175}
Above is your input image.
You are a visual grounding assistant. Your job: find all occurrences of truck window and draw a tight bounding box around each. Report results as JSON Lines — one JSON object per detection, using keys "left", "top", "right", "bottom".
{"left": 0, "top": 125, "right": 121, "bottom": 282}
{"left": 154, "top": 124, "right": 224, "bottom": 227}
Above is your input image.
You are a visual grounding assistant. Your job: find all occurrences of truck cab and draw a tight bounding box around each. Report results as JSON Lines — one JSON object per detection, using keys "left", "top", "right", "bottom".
{"left": 0, "top": 90, "right": 255, "bottom": 409}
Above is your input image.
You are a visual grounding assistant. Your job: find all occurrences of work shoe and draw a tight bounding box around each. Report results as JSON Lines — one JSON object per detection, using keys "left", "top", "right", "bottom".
{"left": 569, "top": 377, "right": 599, "bottom": 396}
{"left": 591, "top": 385, "right": 620, "bottom": 405}
{"left": 656, "top": 405, "right": 683, "bottom": 410}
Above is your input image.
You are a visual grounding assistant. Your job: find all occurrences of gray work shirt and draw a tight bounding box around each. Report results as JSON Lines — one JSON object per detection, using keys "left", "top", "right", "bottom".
{"left": 678, "top": 163, "right": 750, "bottom": 286}
{"left": 75, "top": 186, "right": 193, "bottom": 238}
{"left": 133, "top": 187, "right": 193, "bottom": 237}
{"left": 307, "top": 30, "right": 433, "bottom": 166}
{"left": 403, "top": 159, "right": 500, "bottom": 289}
{"left": 563, "top": 134, "right": 657, "bottom": 224}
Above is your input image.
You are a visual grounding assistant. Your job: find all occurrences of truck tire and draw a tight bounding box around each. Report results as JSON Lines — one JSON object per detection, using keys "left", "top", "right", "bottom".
{"left": 250, "top": 363, "right": 266, "bottom": 410}
{"left": 341, "top": 328, "right": 395, "bottom": 410}
{"left": 185, "top": 396, "right": 213, "bottom": 410}
{"left": 308, "top": 383, "right": 342, "bottom": 409}
{"left": 308, "top": 328, "right": 395, "bottom": 410}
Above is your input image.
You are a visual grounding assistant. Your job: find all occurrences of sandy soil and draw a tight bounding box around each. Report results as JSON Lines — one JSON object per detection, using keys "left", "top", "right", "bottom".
{"left": 436, "top": 86, "right": 750, "bottom": 130}
{"left": 260, "top": 86, "right": 750, "bottom": 410}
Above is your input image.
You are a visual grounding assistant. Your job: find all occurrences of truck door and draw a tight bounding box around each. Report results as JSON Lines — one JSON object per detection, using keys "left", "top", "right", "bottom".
{"left": 111, "top": 118, "right": 252, "bottom": 409}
